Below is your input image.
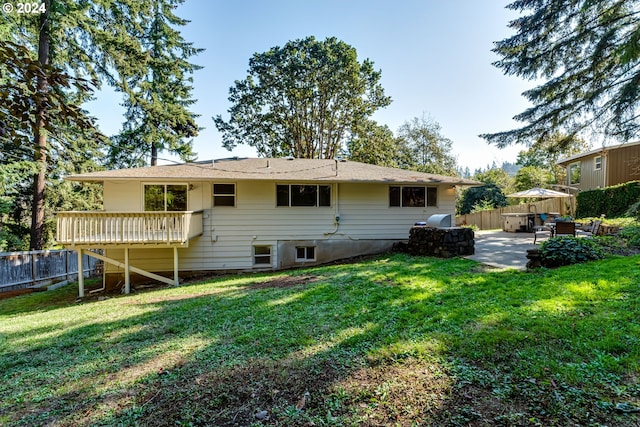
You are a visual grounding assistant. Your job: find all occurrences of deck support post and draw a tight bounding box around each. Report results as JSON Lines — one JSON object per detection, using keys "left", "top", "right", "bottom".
{"left": 77, "top": 249, "right": 84, "bottom": 298}
{"left": 124, "top": 247, "right": 130, "bottom": 294}
{"left": 173, "top": 247, "right": 179, "bottom": 286}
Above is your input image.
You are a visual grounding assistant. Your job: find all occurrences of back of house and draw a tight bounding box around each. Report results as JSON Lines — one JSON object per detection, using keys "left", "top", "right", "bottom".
{"left": 57, "top": 157, "right": 478, "bottom": 289}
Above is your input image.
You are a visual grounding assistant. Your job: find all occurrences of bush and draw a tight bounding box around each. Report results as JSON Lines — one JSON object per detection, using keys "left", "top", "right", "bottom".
{"left": 457, "top": 184, "right": 507, "bottom": 215}
{"left": 540, "top": 236, "right": 605, "bottom": 267}
{"left": 576, "top": 181, "right": 640, "bottom": 218}
{"left": 617, "top": 226, "right": 640, "bottom": 248}
{"left": 625, "top": 199, "right": 640, "bottom": 223}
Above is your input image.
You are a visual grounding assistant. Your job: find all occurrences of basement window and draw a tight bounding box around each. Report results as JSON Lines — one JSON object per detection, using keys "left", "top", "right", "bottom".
{"left": 296, "top": 246, "right": 316, "bottom": 262}
{"left": 253, "top": 246, "right": 272, "bottom": 266}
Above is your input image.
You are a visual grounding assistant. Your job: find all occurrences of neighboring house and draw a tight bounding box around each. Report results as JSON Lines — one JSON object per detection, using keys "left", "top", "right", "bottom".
{"left": 557, "top": 141, "right": 640, "bottom": 191}
{"left": 57, "top": 157, "right": 479, "bottom": 296}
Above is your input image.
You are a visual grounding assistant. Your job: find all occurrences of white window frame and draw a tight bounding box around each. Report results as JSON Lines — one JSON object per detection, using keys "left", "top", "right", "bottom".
{"left": 213, "top": 183, "right": 236, "bottom": 207}
{"left": 253, "top": 245, "right": 272, "bottom": 266}
{"left": 295, "top": 246, "right": 316, "bottom": 262}
{"left": 594, "top": 156, "right": 602, "bottom": 171}
{"left": 143, "top": 183, "right": 188, "bottom": 212}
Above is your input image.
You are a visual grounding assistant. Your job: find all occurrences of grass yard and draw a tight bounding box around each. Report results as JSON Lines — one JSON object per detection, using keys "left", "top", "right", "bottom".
{"left": 1, "top": 253, "right": 640, "bottom": 426}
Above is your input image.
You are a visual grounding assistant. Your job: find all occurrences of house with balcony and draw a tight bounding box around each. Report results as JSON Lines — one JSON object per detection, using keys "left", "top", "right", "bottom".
{"left": 557, "top": 141, "right": 640, "bottom": 191}
{"left": 57, "top": 157, "right": 479, "bottom": 296}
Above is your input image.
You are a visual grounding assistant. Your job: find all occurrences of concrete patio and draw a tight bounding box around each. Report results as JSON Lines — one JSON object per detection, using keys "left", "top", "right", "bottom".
{"left": 466, "top": 229, "right": 541, "bottom": 270}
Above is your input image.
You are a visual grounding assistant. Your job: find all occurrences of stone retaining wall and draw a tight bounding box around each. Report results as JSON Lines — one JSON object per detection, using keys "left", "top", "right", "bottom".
{"left": 408, "top": 226, "right": 475, "bottom": 258}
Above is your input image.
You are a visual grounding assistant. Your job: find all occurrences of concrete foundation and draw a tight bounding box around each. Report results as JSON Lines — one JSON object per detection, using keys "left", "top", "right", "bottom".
{"left": 103, "top": 239, "right": 397, "bottom": 290}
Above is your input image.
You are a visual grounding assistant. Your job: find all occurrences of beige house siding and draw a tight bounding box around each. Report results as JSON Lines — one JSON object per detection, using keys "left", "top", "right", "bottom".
{"left": 103, "top": 180, "right": 457, "bottom": 277}
{"left": 608, "top": 145, "right": 640, "bottom": 186}
{"left": 575, "top": 154, "right": 606, "bottom": 191}
{"left": 560, "top": 143, "right": 640, "bottom": 191}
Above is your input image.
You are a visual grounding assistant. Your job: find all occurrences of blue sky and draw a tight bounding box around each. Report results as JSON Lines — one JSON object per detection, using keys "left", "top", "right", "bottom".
{"left": 88, "top": 0, "right": 536, "bottom": 171}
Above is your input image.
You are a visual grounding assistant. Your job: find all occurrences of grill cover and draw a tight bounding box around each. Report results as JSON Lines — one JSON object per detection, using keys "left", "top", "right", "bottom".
{"left": 424, "top": 214, "right": 452, "bottom": 228}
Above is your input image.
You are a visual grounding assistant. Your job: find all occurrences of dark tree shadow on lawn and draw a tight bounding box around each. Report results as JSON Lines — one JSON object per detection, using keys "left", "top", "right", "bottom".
{"left": 1, "top": 254, "right": 640, "bottom": 426}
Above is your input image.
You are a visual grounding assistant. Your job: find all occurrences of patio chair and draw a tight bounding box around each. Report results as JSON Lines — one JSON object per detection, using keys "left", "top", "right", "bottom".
{"left": 533, "top": 225, "right": 553, "bottom": 244}
{"left": 576, "top": 219, "right": 602, "bottom": 237}
{"left": 555, "top": 221, "right": 576, "bottom": 237}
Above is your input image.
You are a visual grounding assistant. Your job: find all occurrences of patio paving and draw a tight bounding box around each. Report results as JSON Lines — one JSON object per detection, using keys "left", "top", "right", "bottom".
{"left": 465, "top": 229, "right": 541, "bottom": 270}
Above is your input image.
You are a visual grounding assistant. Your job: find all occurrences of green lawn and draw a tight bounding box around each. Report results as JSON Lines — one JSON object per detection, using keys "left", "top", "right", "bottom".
{"left": 1, "top": 253, "right": 639, "bottom": 426}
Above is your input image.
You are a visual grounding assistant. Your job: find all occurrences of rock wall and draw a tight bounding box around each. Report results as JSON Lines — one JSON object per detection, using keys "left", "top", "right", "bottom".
{"left": 407, "top": 226, "right": 474, "bottom": 258}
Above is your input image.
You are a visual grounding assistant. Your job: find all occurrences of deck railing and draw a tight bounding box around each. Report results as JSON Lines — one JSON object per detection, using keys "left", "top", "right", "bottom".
{"left": 56, "top": 211, "right": 203, "bottom": 246}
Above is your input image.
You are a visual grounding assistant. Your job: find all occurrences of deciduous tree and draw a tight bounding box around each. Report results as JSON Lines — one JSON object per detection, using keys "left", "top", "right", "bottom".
{"left": 396, "top": 115, "right": 459, "bottom": 176}
{"left": 214, "top": 36, "right": 391, "bottom": 159}
{"left": 516, "top": 133, "right": 590, "bottom": 184}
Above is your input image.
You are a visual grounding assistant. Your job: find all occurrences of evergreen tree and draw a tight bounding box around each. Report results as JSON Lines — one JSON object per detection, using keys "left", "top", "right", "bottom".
{"left": 482, "top": 0, "right": 640, "bottom": 148}
{"left": 113, "top": 0, "right": 203, "bottom": 167}
{"left": 3, "top": 0, "right": 151, "bottom": 249}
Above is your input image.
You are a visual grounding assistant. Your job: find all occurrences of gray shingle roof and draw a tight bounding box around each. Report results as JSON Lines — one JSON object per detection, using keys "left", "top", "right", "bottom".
{"left": 67, "top": 157, "right": 480, "bottom": 186}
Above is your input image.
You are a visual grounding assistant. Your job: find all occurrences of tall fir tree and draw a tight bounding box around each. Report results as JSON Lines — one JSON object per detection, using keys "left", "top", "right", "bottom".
{"left": 2, "top": 0, "right": 152, "bottom": 249}
{"left": 112, "top": 0, "right": 202, "bottom": 167}
{"left": 482, "top": 0, "right": 640, "bottom": 148}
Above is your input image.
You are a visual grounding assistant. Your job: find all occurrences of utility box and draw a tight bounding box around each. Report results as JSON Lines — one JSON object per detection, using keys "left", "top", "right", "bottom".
{"left": 502, "top": 213, "right": 533, "bottom": 232}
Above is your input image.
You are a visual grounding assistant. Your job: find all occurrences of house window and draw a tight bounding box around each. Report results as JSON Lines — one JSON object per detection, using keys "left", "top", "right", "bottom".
{"left": 594, "top": 156, "right": 602, "bottom": 171}
{"left": 213, "top": 183, "right": 236, "bottom": 207}
{"left": 144, "top": 184, "right": 187, "bottom": 211}
{"left": 276, "top": 184, "right": 331, "bottom": 207}
{"left": 569, "top": 162, "right": 581, "bottom": 185}
{"left": 296, "top": 246, "right": 316, "bottom": 262}
{"left": 389, "top": 186, "right": 437, "bottom": 207}
{"left": 254, "top": 246, "right": 272, "bottom": 265}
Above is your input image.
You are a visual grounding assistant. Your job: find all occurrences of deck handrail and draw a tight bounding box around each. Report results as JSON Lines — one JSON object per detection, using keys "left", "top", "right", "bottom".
{"left": 56, "top": 211, "right": 202, "bottom": 246}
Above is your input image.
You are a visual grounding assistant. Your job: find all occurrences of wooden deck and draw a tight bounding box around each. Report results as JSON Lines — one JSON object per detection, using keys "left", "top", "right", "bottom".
{"left": 56, "top": 211, "right": 203, "bottom": 247}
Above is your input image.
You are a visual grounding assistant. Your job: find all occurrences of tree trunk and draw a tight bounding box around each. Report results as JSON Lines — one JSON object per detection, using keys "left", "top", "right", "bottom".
{"left": 151, "top": 142, "right": 158, "bottom": 166}
{"left": 30, "top": 0, "right": 51, "bottom": 250}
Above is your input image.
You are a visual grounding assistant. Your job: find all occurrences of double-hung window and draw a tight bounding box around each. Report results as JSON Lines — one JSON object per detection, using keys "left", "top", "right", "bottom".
{"left": 254, "top": 246, "right": 272, "bottom": 265}
{"left": 213, "top": 183, "right": 236, "bottom": 207}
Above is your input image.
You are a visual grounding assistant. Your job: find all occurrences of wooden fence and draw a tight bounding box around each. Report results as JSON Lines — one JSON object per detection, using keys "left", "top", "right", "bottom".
{"left": 455, "top": 198, "right": 572, "bottom": 230}
{"left": 0, "top": 249, "right": 102, "bottom": 292}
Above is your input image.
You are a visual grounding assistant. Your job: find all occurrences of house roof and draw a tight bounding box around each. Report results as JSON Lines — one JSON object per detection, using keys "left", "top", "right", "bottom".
{"left": 557, "top": 141, "right": 640, "bottom": 165}
{"left": 67, "top": 157, "right": 481, "bottom": 186}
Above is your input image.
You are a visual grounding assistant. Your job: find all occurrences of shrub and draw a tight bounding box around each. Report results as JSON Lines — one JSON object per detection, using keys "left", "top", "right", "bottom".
{"left": 625, "top": 199, "right": 640, "bottom": 223}
{"left": 540, "top": 236, "right": 606, "bottom": 267}
{"left": 617, "top": 226, "right": 640, "bottom": 248}
{"left": 576, "top": 181, "right": 640, "bottom": 218}
{"left": 457, "top": 184, "right": 507, "bottom": 215}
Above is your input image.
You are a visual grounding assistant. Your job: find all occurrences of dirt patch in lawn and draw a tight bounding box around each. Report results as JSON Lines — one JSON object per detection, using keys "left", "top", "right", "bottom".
{"left": 246, "top": 275, "right": 323, "bottom": 290}
{"left": 0, "top": 288, "right": 37, "bottom": 300}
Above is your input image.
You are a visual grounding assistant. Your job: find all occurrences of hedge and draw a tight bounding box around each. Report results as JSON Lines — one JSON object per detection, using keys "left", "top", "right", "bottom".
{"left": 576, "top": 181, "right": 640, "bottom": 218}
